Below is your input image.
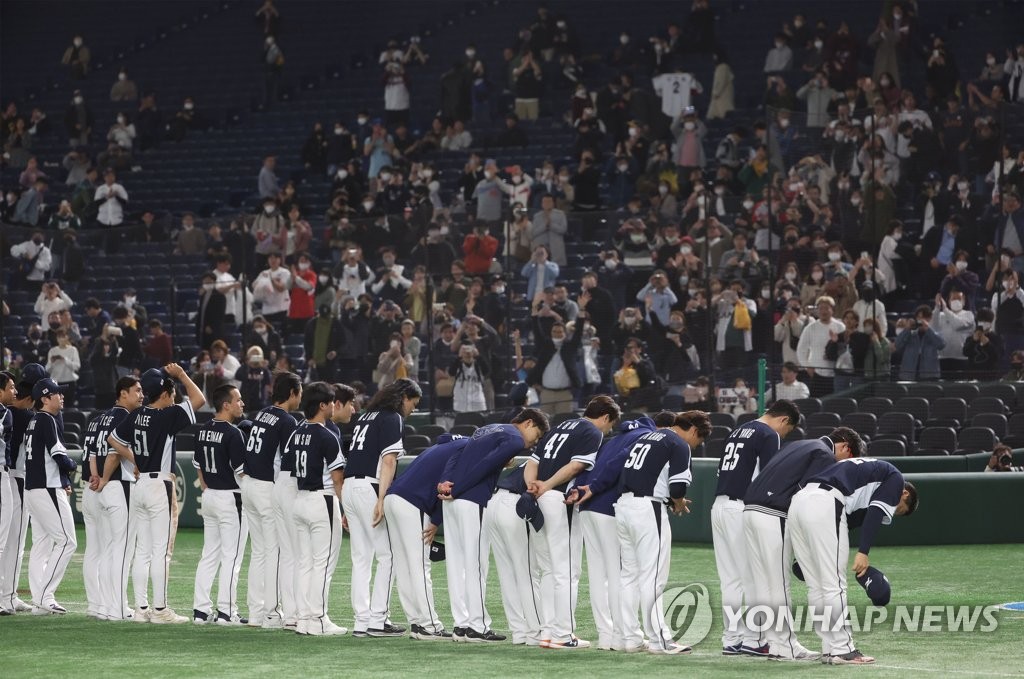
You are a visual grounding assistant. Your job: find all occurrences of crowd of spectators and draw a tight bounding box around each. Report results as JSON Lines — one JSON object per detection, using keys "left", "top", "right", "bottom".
{"left": 3, "top": 2, "right": 1024, "bottom": 417}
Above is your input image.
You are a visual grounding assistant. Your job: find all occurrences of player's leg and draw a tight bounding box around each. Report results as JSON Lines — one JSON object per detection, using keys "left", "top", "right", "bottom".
{"left": 272, "top": 476, "right": 298, "bottom": 627}
{"left": 131, "top": 480, "right": 154, "bottom": 613}
{"left": 383, "top": 495, "right": 437, "bottom": 634}
{"left": 254, "top": 479, "right": 281, "bottom": 625}
{"left": 342, "top": 479, "right": 376, "bottom": 633}
{"left": 81, "top": 486, "right": 103, "bottom": 616}
{"left": 469, "top": 501, "right": 493, "bottom": 635}
{"left": 367, "top": 503, "right": 397, "bottom": 632}
{"left": 528, "top": 512, "right": 554, "bottom": 644}
{"left": 579, "top": 511, "right": 615, "bottom": 649}
{"left": 415, "top": 509, "right": 445, "bottom": 635}
{"left": 10, "top": 476, "right": 31, "bottom": 610}
{"left": 711, "top": 497, "right": 753, "bottom": 650}
{"left": 536, "top": 491, "right": 574, "bottom": 644}
{"left": 787, "top": 489, "right": 833, "bottom": 655}
{"left": 0, "top": 469, "right": 13, "bottom": 593}
{"left": 222, "top": 493, "right": 248, "bottom": 620}
{"left": 293, "top": 493, "right": 314, "bottom": 634}
{"left": 240, "top": 477, "right": 267, "bottom": 623}
{"left": 0, "top": 473, "right": 20, "bottom": 611}
{"left": 819, "top": 508, "right": 854, "bottom": 657}
{"left": 193, "top": 488, "right": 223, "bottom": 621}
{"left": 25, "top": 489, "right": 53, "bottom": 608}
{"left": 442, "top": 500, "right": 469, "bottom": 633}
{"left": 485, "top": 494, "right": 532, "bottom": 643}
{"left": 636, "top": 502, "right": 674, "bottom": 652}
{"left": 615, "top": 499, "right": 645, "bottom": 651}
{"left": 568, "top": 505, "right": 583, "bottom": 625}
{"left": 150, "top": 479, "right": 174, "bottom": 611}
{"left": 112, "top": 481, "right": 135, "bottom": 619}
{"left": 306, "top": 495, "right": 344, "bottom": 634}
{"left": 30, "top": 488, "right": 77, "bottom": 610}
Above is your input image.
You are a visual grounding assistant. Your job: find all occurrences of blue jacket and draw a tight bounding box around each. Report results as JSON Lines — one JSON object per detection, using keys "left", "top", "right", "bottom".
{"left": 388, "top": 434, "right": 469, "bottom": 526}
{"left": 441, "top": 424, "right": 526, "bottom": 507}
{"left": 571, "top": 417, "right": 656, "bottom": 517}
{"left": 894, "top": 326, "right": 945, "bottom": 380}
{"left": 520, "top": 260, "right": 560, "bottom": 301}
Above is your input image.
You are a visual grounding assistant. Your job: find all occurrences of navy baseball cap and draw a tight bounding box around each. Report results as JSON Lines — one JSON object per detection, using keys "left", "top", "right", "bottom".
{"left": 32, "top": 378, "right": 64, "bottom": 401}
{"left": 515, "top": 492, "right": 544, "bottom": 531}
{"left": 20, "top": 363, "right": 48, "bottom": 386}
{"left": 140, "top": 368, "right": 169, "bottom": 400}
{"left": 857, "top": 566, "right": 891, "bottom": 606}
{"left": 429, "top": 540, "right": 446, "bottom": 562}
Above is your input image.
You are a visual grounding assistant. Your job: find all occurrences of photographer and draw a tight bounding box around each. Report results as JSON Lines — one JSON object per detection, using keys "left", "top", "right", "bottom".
{"left": 894, "top": 306, "right": 945, "bottom": 381}
{"left": 963, "top": 310, "right": 1004, "bottom": 381}
{"left": 984, "top": 444, "right": 1023, "bottom": 472}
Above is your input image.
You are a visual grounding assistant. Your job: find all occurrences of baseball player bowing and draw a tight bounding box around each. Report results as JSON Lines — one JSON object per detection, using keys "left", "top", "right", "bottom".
{"left": 343, "top": 378, "right": 421, "bottom": 638}
{"left": 742, "top": 427, "right": 863, "bottom": 661}
{"left": 713, "top": 399, "right": 800, "bottom": 656}
{"left": 617, "top": 410, "right": 710, "bottom": 655}
{"left": 241, "top": 371, "right": 301, "bottom": 629}
{"left": 525, "top": 395, "right": 620, "bottom": 650}
{"left": 384, "top": 433, "right": 469, "bottom": 640}
{"left": 24, "top": 378, "right": 78, "bottom": 615}
{"left": 109, "top": 364, "right": 206, "bottom": 624}
{"left": 565, "top": 415, "right": 657, "bottom": 651}
{"left": 788, "top": 457, "right": 919, "bottom": 665}
{"left": 291, "top": 382, "right": 353, "bottom": 636}
{"left": 192, "top": 385, "right": 249, "bottom": 625}
{"left": 85, "top": 376, "right": 144, "bottom": 621}
{"left": 484, "top": 462, "right": 543, "bottom": 646}
{"left": 437, "top": 409, "right": 550, "bottom": 642}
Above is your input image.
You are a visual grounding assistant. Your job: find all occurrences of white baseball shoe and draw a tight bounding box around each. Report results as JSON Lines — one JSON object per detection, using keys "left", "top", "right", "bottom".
{"left": 307, "top": 617, "right": 348, "bottom": 636}
{"left": 262, "top": 615, "right": 285, "bottom": 629}
{"left": 13, "top": 598, "right": 32, "bottom": 612}
{"left": 149, "top": 607, "right": 188, "bottom": 624}
{"left": 648, "top": 642, "right": 692, "bottom": 655}
{"left": 215, "top": 611, "right": 248, "bottom": 626}
{"left": 32, "top": 603, "right": 68, "bottom": 615}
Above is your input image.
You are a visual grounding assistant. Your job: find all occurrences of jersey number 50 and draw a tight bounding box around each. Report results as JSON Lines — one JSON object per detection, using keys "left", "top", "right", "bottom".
{"left": 624, "top": 443, "right": 651, "bottom": 470}
{"left": 720, "top": 442, "right": 744, "bottom": 471}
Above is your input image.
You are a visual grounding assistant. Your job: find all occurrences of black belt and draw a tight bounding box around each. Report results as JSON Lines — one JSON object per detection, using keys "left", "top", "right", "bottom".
{"left": 347, "top": 475, "right": 377, "bottom": 480}
{"left": 147, "top": 472, "right": 160, "bottom": 478}
{"left": 816, "top": 483, "right": 835, "bottom": 492}
{"left": 726, "top": 495, "right": 742, "bottom": 502}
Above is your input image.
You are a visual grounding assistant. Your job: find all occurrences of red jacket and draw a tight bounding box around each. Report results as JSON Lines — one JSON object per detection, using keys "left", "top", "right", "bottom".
{"left": 288, "top": 269, "right": 317, "bottom": 319}
{"left": 462, "top": 234, "right": 499, "bottom": 274}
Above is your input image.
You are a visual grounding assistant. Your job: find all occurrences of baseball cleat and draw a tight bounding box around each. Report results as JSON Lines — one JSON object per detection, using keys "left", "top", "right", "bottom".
{"left": 622, "top": 641, "right": 650, "bottom": 653}
{"left": 295, "top": 620, "right": 310, "bottom": 635}
{"left": 648, "top": 642, "right": 692, "bottom": 655}
{"left": 820, "top": 654, "right": 832, "bottom": 664}
{"left": 262, "top": 616, "right": 285, "bottom": 629}
{"left": 740, "top": 643, "right": 770, "bottom": 657}
{"left": 246, "top": 617, "right": 264, "bottom": 628}
{"left": 722, "top": 644, "right": 744, "bottom": 655}
{"left": 538, "top": 639, "right": 551, "bottom": 648}
{"left": 133, "top": 607, "right": 151, "bottom": 623}
{"left": 0, "top": 607, "right": 14, "bottom": 616}
{"left": 462, "top": 629, "right": 506, "bottom": 643}
{"left": 410, "top": 625, "right": 452, "bottom": 641}
{"left": 149, "top": 607, "right": 188, "bottom": 624}
{"left": 215, "top": 611, "right": 248, "bottom": 626}
{"left": 546, "top": 637, "right": 591, "bottom": 650}
{"left": 31, "top": 603, "right": 67, "bottom": 615}
{"left": 366, "top": 623, "right": 406, "bottom": 637}
{"left": 351, "top": 630, "right": 370, "bottom": 638}
{"left": 13, "top": 598, "right": 32, "bottom": 612}
{"left": 193, "top": 609, "right": 210, "bottom": 625}
{"left": 307, "top": 618, "right": 347, "bottom": 636}
{"left": 829, "top": 650, "right": 875, "bottom": 665}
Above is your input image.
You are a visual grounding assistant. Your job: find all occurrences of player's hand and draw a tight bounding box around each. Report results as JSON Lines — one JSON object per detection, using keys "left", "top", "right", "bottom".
{"left": 164, "top": 362, "right": 185, "bottom": 379}
{"left": 853, "top": 552, "right": 869, "bottom": 577}
{"left": 671, "top": 498, "right": 693, "bottom": 515}
{"left": 422, "top": 523, "right": 438, "bottom": 544}
{"left": 65, "top": 486, "right": 73, "bottom": 496}
{"left": 577, "top": 485, "right": 593, "bottom": 507}
{"left": 95, "top": 478, "right": 108, "bottom": 493}
{"left": 372, "top": 500, "right": 385, "bottom": 527}
{"left": 436, "top": 481, "right": 453, "bottom": 498}
{"left": 342, "top": 515, "right": 350, "bottom": 532}
{"left": 133, "top": 466, "right": 140, "bottom": 480}
{"left": 527, "top": 481, "right": 547, "bottom": 498}
{"left": 88, "top": 476, "right": 99, "bottom": 491}
{"left": 563, "top": 489, "right": 579, "bottom": 505}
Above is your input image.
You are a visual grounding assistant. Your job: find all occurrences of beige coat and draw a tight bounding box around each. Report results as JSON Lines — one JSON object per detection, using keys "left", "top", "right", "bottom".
{"left": 707, "top": 64, "right": 735, "bottom": 119}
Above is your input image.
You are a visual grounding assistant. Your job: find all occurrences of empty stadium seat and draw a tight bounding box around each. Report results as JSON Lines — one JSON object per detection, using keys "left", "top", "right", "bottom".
{"left": 842, "top": 412, "right": 878, "bottom": 440}
{"left": 955, "top": 427, "right": 998, "bottom": 455}
{"left": 894, "top": 397, "right": 930, "bottom": 426}
{"left": 453, "top": 412, "right": 485, "bottom": 428}
{"left": 793, "top": 398, "right": 822, "bottom": 415}
{"left": 867, "top": 438, "right": 907, "bottom": 457}
{"left": 858, "top": 397, "right": 893, "bottom": 418}
{"left": 918, "top": 427, "right": 958, "bottom": 455}
{"left": 806, "top": 412, "right": 841, "bottom": 429}
{"left": 709, "top": 412, "right": 737, "bottom": 429}
{"left": 926, "top": 397, "right": 968, "bottom": 429}
{"left": 970, "top": 413, "right": 1007, "bottom": 440}
{"left": 820, "top": 397, "right": 857, "bottom": 418}
{"left": 943, "top": 383, "right": 980, "bottom": 403}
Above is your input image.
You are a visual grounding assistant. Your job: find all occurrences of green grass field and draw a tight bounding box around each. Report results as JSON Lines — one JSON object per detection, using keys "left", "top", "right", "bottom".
{"left": 4, "top": 529, "right": 1023, "bottom": 678}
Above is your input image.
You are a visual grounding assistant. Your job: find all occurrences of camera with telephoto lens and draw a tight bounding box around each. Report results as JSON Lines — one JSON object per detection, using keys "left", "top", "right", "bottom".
{"left": 999, "top": 453, "right": 1013, "bottom": 468}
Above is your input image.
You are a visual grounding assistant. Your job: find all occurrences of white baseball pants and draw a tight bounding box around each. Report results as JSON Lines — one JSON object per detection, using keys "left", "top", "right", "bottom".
{"left": 616, "top": 494, "right": 673, "bottom": 652}
{"left": 98, "top": 479, "right": 135, "bottom": 619}
{"left": 26, "top": 487, "right": 78, "bottom": 607}
{"left": 132, "top": 474, "right": 174, "bottom": 609}
{"left": 273, "top": 473, "right": 299, "bottom": 623}
{"left": 341, "top": 477, "right": 394, "bottom": 632}
{"left": 442, "top": 498, "right": 491, "bottom": 633}
{"left": 241, "top": 476, "right": 280, "bottom": 623}
{"left": 711, "top": 495, "right": 759, "bottom": 648}
{"left": 383, "top": 494, "right": 444, "bottom": 633}
{"left": 82, "top": 485, "right": 104, "bottom": 615}
{"left": 579, "top": 509, "right": 625, "bottom": 649}
{"left": 193, "top": 488, "right": 248, "bottom": 617}
{"left": 0, "top": 472, "right": 28, "bottom": 609}
{"left": 295, "top": 490, "right": 342, "bottom": 632}
{"left": 484, "top": 490, "right": 542, "bottom": 644}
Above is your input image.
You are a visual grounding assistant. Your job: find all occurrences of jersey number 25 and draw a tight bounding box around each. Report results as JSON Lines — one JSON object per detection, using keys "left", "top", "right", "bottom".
{"left": 720, "top": 442, "right": 744, "bottom": 472}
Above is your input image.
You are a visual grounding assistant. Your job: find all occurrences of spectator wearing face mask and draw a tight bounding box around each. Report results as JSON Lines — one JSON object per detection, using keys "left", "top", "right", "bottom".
{"left": 939, "top": 250, "right": 979, "bottom": 307}
{"left": 110, "top": 68, "right": 137, "bottom": 102}
{"left": 143, "top": 319, "right": 173, "bottom": 369}
{"left": 993, "top": 270, "right": 1024, "bottom": 367}
{"left": 287, "top": 254, "right": 318, "bottom": 334}
{"left": 894, "top": 306, "right": 945, "bottom": 381}
{"left": 197, "top": 273, "right": 227, "bottom": 350}
{"left": 963, "top": 309, "right": 1003, "bottom": 380}
{"left": 933, "top": 289, "right": 975, "bottom": 376}
{"left": 62, "top": 35, "right": 90, "bottom": 79}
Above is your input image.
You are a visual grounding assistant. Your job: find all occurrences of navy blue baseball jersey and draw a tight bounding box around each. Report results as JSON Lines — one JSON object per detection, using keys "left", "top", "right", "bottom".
{"left": 111, "top": 400, "right": 196, "bottom": 474}
{"left": 345, "top": 409, "right": 404, "bottom": 478}
{"left": 743, "top": 437, "right": 837, "bottom": 517}
{"left": 441, "top": 424, "right": 527, "bottom": 506}
{"left": 83, "top": 406, "right": 133, "bottom": 483}
{"left": 530, "top": 418, "right": 603, "bottom": 491}
{"left": 0, "top": 403, "right": 11, "bottom": 467}
{"left": 574, "top": 417, "right": 657, "bottom": 517}
{"left": 10, "top": 406, "right": 34, "bottom": 472}
{"left": 245, "top": 405, "right": 298, "bottom": 480}
{"left": 325, "top": 420, "right": 341, "bottom": 439}
{"left": 388, "top": 434, "right": 469, "bottom": 526}
{"left": 715, "top": 420, "right": 781, "bottom": 499}
{"left": 24, "top": 411, "right": 72, "bottom": 489}
{"left": 619, "top": 428, "right": 693, "bottom": 502}
{"left": 807, "top": 457, "right": 906, "bottom": 554}
{"left": 496, "top": 464, "right": 528, "bottom": 494}
{"left": 288, "top": 421, "right": 346, "bottom": 492}
{"left": 193, "top": 419, "right": 247, "bottom": 491}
